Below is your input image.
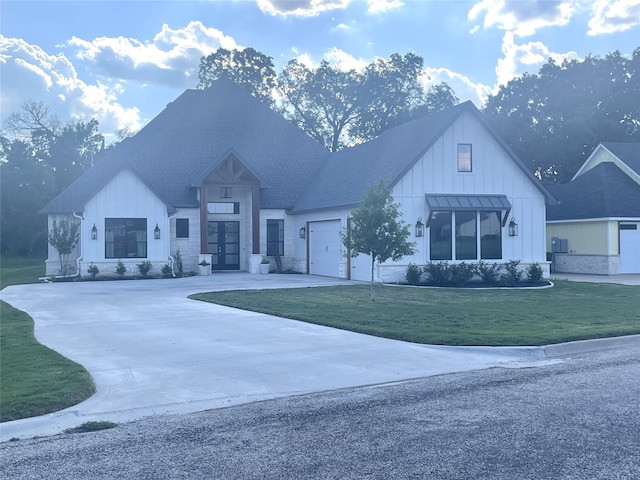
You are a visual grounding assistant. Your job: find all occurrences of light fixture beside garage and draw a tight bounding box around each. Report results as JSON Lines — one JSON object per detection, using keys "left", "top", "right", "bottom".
{"left": 509, "top": 218, "right": 518, "bottom": 237}
{"left": 299, "top": 226, "right": 306, "bottom": 239}
{"left": 415, "top": 217, "right": 424, "bottom": 237}
{"left": 154, "top": 224, "right": 161, "bottom": 240}
{"left": 91, "top": 223, "right": 98, "bottom": 240}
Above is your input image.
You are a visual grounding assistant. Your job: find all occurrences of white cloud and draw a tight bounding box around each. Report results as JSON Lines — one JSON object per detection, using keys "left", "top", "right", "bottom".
{"left": 588, "top": 0, "right": 640, "bottom": 35}
{"left": 495, "top": 32, "right": 579, "bottom": 87}
{"left": 292, "top": 47, "right": 369, "bottom": 71}
{"left": 423, "top": 67, "right": 492, "bottom": 107}
{"left": 0, "top": 35, "right": 141, "bottom": 137}
{"left": 367, "top": 0, "right": 404, "bottom": 14}
{"left": 67, "top": 21, "right": 239, "bottom": 88}
{"left": 468, "top": 0, "right": 576, "bottom": 36}
{"left": 257, "top": 0, "right": 350, "bottom": 17}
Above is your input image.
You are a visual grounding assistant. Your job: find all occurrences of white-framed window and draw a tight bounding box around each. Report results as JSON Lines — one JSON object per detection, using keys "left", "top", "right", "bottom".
{"left": 457, "top": 144, "right": 472, "bottom": 172}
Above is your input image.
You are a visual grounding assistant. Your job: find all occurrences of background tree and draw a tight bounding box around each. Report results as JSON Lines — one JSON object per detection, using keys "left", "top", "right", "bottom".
{"left": 484, "top": 48, "right": 640, "bottom": 183}
{"left": 2, "top": 101, "right": 106, "bottom": 256}
{"left": 197, "top": 47, "right": 277, "bottom": 107}
{"left": 340, "top": 180, "right": 415, "bottom": 301}
{"left": 48, "top": 217, "right": 80, "bottom": 276}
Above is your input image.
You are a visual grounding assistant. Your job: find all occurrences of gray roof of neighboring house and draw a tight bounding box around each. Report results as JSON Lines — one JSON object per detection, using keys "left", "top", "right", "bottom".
{"left": 547, "top": 162, "right": 640, "bottom": 220}
{"left": 41, "top": 78, "right": 330, "bottom": 214}
{"left": 601, "top": 142, "right": 640, "bottom": 176}
{"left": 42, "top": 81, "right": 554, "bottom": 216}
{"left": 291, "top": 101, "right": 554, "bottom": 213}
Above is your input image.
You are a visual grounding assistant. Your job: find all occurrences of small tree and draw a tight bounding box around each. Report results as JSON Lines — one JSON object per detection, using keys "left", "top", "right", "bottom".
{"left": 48, "top": 217, "right": 80, "bottom": 276}
{"left": 340, "top": 180, "right": 415, "bottom": 301}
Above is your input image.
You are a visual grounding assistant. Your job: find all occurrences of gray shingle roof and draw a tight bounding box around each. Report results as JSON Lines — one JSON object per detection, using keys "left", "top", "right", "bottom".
{"left": 601, "top": 142, "right": 640, "bottom": 176}
{"left": 42, "top": 81, "right": 553, "bottom": 216}
{"left": 547, "top": 162, "right": 640, "bottom": 220}
{"left": 291, "top": 101, "right": 554, "bottom": 213}
{"left": 41, "top": 78, "right": 330, "bottom": 214}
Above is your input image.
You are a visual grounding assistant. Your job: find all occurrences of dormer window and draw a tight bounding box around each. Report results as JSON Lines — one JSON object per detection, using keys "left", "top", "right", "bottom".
{"left": 457, "top": 144, "right": 472, "bottom": 172}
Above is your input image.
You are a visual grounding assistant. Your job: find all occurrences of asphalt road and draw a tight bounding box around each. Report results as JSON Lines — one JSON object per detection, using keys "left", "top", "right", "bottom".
{"left": 1, "top": 347, "right": 638, "bottom": 479}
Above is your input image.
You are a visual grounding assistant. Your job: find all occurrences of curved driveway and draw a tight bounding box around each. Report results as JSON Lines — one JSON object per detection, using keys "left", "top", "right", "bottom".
{"left": 1, "top": 273, "right": 560, "bottom": 440}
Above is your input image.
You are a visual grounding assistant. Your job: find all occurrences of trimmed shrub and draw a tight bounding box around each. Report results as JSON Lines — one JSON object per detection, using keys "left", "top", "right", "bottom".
{"left": 87, "top": 263, "right": 99, "bottom": 279}
{"left": 500, "top": 260, "right": 522, "bottom": 286}
{"left": 477, "top": 261, "right": 501, "bottom": 285}
{"left": 423, "top": 261, "right": 450, "bottom": 286}
{"left": 161, "top": 264, "right": 173, "bottom": 277}
{"left": 527, "top": 262, "right": 544, "bottom": 283}
{"left": 137, "top": 260, "right": 153, "bottom": 277}
{"left": 449, "top": 262, "right": 477, "bottom": 287}
{"left": 115, "top": 260, "right": 127, "bottom": 277}
{"left": 405, "top": 263, "right": 422, "bottom": 285}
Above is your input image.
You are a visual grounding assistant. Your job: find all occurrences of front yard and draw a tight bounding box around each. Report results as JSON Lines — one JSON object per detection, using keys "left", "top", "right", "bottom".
{"left": 191, "top": 281, "right": 640, "bottom": 346}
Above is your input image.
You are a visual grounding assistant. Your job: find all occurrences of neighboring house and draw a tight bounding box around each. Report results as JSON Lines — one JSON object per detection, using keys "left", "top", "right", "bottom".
{"left": 41, "top": 79, "right": 555, "bottom": 281}
{"left": 547, "top": 142, "right": 640, "bottom": 275}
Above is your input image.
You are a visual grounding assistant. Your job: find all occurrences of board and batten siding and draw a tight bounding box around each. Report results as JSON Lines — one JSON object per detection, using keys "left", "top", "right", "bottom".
{"left": 394, "top": 110, "right": 548, "bottom": 266}
{"left": 82, "top": 169, "right": 169, "bottom": 268}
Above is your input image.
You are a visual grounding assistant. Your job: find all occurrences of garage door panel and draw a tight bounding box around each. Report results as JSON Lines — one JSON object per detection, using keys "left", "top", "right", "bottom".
{"left": 620, "top": 223, "right": 640, "bottom": 274}
{"left": 309, "top": 220, "right": 342, "bottom": 277}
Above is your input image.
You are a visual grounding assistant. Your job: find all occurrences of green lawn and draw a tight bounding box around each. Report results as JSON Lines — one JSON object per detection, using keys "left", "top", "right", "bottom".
{"left": 191, "top": 282, "right": 640, "bottom": 346}
{"left": 0, "top": 257, "right": 95, "bottom": 423}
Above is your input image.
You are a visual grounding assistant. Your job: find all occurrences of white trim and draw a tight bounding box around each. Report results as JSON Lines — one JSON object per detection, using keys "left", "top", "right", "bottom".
{"left": 547, "top": 217, "right": 640, "bottom": 224}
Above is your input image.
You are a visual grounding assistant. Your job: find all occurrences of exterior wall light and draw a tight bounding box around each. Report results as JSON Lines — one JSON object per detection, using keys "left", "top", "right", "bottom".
{"left": 415, "top": 217, "right": 424, "bottom": 237}
{"left": 91, "top": 224, "right": 98, "bottom": 240}
{"left": 154, "top": 224, "right": 161, "bottom": 240}
{"left": 509, "top": 218, "right": 518, "bottom": 237}
{"left": 299, "top": 226, "right": 306, "bottom": 239}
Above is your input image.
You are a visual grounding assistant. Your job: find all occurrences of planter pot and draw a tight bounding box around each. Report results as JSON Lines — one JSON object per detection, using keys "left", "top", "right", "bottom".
{"left": 260, "top": 263, "right": 270, "bottom": 274}
{"left": 199, "top": 265, "right": 212, "bottom": 276}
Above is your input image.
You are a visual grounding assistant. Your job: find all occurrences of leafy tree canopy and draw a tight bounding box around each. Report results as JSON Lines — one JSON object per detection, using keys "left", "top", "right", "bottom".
{"left": 484, "top": 47, "right": 640, "bottom": 183}
{"left": 341, "top": 180, "right": 415, "bottom": 301}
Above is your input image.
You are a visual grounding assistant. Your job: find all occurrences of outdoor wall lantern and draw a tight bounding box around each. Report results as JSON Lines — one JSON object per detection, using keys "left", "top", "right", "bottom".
{"left": 415, "top": 217, "right": 424, "bottom": 237}
{"left": 154, "top": 224, "right": 161, "bottom": 240}
{"left": 299, "top": 226, "right": 306, "bottom": 239}
{"left": 91, "top": 224, "right": 98, "bottom": 240}
{"left": 509, "top": 218, "right": 518, "bottom": 237}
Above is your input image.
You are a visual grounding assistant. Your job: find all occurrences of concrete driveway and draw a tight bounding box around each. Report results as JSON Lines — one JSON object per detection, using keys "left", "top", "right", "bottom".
{"left": 0, "top": 273, "right": 596, "bottom": 441}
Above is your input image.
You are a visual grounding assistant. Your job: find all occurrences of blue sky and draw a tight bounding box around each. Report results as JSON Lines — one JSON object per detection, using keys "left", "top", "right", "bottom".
{"left": 1, "top": 0, "right": 639, "bottom": 142}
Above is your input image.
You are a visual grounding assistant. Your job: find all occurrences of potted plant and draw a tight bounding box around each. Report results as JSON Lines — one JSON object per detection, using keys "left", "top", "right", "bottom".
{"left": 260, "top": 256, "right": 270, "bottom": 274}
{"left": 198, "top": 258, "right": 211, "bottom": 276}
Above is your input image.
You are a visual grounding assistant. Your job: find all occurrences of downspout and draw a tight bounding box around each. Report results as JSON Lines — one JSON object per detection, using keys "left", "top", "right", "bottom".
{"left": 167, "top": 214, "right": 176, "bottom": 277}
{"left": 71, "top": 212, "right": 84, "bottom": 278}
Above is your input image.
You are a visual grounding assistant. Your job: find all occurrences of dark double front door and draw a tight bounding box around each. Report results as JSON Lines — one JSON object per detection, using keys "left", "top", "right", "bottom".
{"left": 207, "top": 221, "right": 240, "bottom": 270}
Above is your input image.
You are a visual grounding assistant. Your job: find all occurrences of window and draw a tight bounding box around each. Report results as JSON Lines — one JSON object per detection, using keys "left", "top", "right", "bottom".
{"left": 220, "top": 187, "right": 232, "bottom": 198}
{"left": 455, "top": 211, "right": 477, "bottom": 260}
{"left": 105, "top": 218, "right": 147, "bottom": 258}
{"left": 266, "top": 219, "right": 284, "bottom": 256}
{"left": 457, "top": 144, "right": 472, "bottom": 172}
{"left": 480, "top": 211, "right": 502, "bottom": 259}
{"left": 207, "top": 202, "right": 240, "bottom": 214}
{"left": 429, "top": 211, "right": 503, "bottom": 261}
{"left": 430, "top": 212, "right": 452, "bottom": 260}
{"left": 176, "top": 218, "right": 189, "bottom": 238}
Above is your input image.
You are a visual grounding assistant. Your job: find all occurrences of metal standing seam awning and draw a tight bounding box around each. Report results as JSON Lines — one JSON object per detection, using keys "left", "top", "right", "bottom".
{"left": 424, "top": 194, "right": 512, "bottom": 227}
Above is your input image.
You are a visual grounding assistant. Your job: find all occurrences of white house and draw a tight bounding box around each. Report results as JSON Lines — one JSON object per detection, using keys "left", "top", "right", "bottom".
{"left": 547, "top": 142, "right": 640, "bottom": 275}
{"left": 41, "top": 79, "right": 555, "bottom": 281}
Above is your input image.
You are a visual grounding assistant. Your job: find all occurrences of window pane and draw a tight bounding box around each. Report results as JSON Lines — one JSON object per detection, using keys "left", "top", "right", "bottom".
{"left": 480, "top": 211, "right": 502, "bottom": 259}
{"left": 176, "top": 218, "right": 189, "bottom": 238}
{"left": 430, "top": 212, "right": 452, "bottom": 260}
{"left": 105, "top": 218, "right": 147, "bottom": 259}
{"left": 457, "top": 144, "right": 472, "bottom": 172}
{"left": 455, "top": 211, "right": 477, "bottom": 260}
{"left": 266, "top": 219, "right": 284, "bottom": 256}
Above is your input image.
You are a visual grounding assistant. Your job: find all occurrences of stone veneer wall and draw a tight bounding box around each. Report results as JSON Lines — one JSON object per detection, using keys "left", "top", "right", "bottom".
{"left": 551, "top": 254, "right": 619, "bottom": 275}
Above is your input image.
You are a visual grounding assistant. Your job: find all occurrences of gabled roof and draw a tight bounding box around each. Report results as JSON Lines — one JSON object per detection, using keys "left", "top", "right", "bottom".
{"left": 547, "top": 162, "right": 640, "bottom": 221}
{"left": 291, "top": 101, "right": 554, "bottom": 213}
{"left": 41, "top": 78, "right": 330, "bottom": 214}
{"left": 601, "top": 142, "right": 640, "bottom": 177}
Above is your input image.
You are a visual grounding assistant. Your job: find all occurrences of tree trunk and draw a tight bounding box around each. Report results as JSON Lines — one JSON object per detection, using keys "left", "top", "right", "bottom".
{"left": 370, "top": 256, "right": 376, "bottom": 302}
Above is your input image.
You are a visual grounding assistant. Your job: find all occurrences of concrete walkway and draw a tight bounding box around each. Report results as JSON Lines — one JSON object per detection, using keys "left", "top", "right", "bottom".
{"left": 551, "top": 273, "right": 640, "bottom": 286}
{"left": 0, "top": 272, "right": 636, "bottom": 441}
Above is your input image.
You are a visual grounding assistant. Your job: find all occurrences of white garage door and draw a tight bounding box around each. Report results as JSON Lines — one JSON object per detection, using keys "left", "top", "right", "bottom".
{"left": 309, "top": 220, "right": 342, "bottom": 277}
{"left": 620, "top": 223, "right": 640, "bottom": 274}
